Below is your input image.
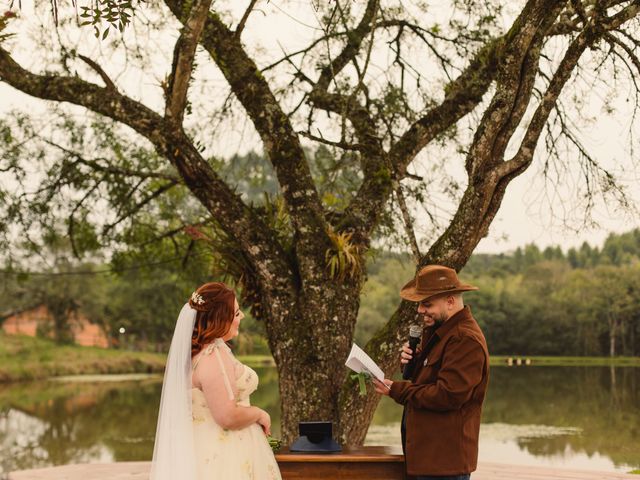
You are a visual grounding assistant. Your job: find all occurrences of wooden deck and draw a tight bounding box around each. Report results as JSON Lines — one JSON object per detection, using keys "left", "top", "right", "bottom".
{"left": 7, "top": 461, "right": 639, "bottom": 480}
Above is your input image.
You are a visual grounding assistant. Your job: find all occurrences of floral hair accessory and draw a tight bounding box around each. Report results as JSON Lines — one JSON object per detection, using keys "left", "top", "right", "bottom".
{"left": 190, "top": 291, "right": 205, "bottom": 305}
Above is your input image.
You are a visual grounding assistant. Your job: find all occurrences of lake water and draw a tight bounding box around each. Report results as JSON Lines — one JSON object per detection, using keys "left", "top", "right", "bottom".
{"left": 0, "top": 366, "right": 638, "bottom": 475}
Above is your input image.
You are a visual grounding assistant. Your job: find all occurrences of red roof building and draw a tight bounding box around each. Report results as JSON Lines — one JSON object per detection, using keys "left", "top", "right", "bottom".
{"left": 2, "top": 305, "right": 110, "bottom": 348}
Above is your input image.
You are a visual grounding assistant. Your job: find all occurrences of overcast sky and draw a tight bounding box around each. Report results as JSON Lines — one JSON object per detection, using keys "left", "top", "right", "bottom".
{"left": 1, "top": 1, "right": 638, "bottom": 255}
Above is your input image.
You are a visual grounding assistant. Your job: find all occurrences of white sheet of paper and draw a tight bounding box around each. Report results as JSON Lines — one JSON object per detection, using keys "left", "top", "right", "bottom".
{"left": 345, "top": 343, "right": 385, "bottom": 382}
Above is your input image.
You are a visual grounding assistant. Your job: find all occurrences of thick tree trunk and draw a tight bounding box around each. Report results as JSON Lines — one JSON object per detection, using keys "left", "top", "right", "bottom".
{"left": 2, "top": 0, "right": 638, "bottom": 453}
{"left": 265, "top": 280, "right": 362, "bottom": 443}
{"left": 337, "top": 300, "right": 416, "bottom": 444}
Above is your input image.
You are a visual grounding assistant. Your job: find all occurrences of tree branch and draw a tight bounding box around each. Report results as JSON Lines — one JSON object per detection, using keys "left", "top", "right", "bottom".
{"left": 78, "top": 54, "right": 117, "bottom": 91}
{"left": 67, "top": 183, "right": 100, "bottom": 258}
{"left": 0, "top": 46, "right": 161, "bottom": 139}
{"left": 314, "top": 0, "right": 380, "bottom": 93}
{"left": 165, "top": 0, "right": 213, "bottom": 125}
{"left": 345, "top": 1, "right": 550, "bottom": 239}
{"left": 351, "top": 4, "right": 640, "bottom": 438}
{"left": 43, "top": 139, "right": 180, "bottom": 182}
{"left": 344, "top": 0, "right": 638, "bottom": 245}
{"left": 502, "top": 25, "right": 633, "bottom": 178}
{"left": 298, "top": 130, "right": 366, "bottom": 152}
{"left": 464, "top": 0, "right": 566, "bottom": 180}
{"left": 0, "top": 45, "right": 293, "bottom": 296}
{"left": 163, "top": 0, "right": 329, "bottom": 273}
{"left": 602, "top": 1, "right": 640, "bottom": 30}
{"left": 235, "top": 0, "right": 259, "bottom": 38}
{"left": 305, "top": 0, "right": 395, "bottom": 240}
{"left": 395, "top": 184, "right": 421, "bottom": 263}
{"left": 103, "top": 181, "right": 177, "bottom": 234}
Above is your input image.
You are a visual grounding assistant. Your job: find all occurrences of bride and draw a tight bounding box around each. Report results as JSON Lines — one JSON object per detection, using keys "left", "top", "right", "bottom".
{"left": 150, "top": 282, "right": 282, "bottom": 480}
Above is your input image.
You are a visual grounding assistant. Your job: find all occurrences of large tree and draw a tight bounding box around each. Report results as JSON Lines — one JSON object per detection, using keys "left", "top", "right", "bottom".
{"left": 1, "top": 0, "right": 639, "bottom": 443}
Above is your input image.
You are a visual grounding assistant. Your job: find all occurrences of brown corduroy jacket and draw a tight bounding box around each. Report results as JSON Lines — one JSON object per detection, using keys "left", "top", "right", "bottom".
{"left": 389, "top": 306, "right": 489, "bottom": 476}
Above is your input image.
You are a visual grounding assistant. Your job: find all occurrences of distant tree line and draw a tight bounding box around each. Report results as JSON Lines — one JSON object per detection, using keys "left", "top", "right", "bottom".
{"left": 2, "top": 229, "right": 638, "bottom": 358}
{"left": 356, "top": 229, "right": 640, "bottom": 358}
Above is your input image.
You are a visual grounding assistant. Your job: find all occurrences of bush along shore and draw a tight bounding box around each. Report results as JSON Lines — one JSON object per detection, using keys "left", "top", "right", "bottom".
{"left": 0, "top": 333, "right": 276, "bottom": 383}
{"left": 0, "top": 333, "right": 167, "bottom": 383}
{"left": 1, "top": 333, "right": 637, "bottom": 383}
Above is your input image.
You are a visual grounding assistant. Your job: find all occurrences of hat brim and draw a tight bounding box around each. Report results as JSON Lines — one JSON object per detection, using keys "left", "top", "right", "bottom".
{"left": 399, "top": 278, "right": 479, "bottom": 302}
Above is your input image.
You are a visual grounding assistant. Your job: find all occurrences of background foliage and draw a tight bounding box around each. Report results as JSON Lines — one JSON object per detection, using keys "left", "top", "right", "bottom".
{"left": 3, "top": 227, "right": 638, "bottom": 357}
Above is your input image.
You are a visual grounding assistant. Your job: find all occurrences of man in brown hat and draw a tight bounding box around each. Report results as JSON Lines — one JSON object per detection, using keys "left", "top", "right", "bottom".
{"left": 373, "top": 265, "right": 489, "bottom": 480}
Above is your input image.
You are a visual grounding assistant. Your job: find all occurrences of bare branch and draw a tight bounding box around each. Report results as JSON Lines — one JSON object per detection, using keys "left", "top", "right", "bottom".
{"left": 314, "top": 0, "right": 380, "bottom": 92}
{"left": 77, "top": 54, "right": 117, "bottom": 91}
{"left": 348, "top": 1, "right": 558, "bottom": 241}
{"left": 388, "top": 38, "right": 501, "bottom": 176}
{"left": 137, "top": 221, "right": 209, "bottom": 248}
{"left": 0, "top": 47, "right": 161, "bottom": 138}
{"left": 260, "top": 30, "right": 351, "bottom": 73}
{"left": 43, "top": 139, "right": 180, "bottom": 182}
{"left": 67, "top": 183, "right": 100, "bottom": 258}
{"left": 548, "top": 0, "right": 632, "bottom": 35}
{"left": 103, "top": 181, "right": 178, "bottom": 234}
{"left": 502, "top": 29, "right": 608, "bottom": 178}
{"left": 604, "top": 31, "right": 640, "bottom": 75}
{"left": 394, "top": 184, "right": 421, "bottom": 263}
{"left": 235, "top": 0, "right": 259, "bottom": 38}
{"left": 165, "top": 0, "right": 213, "bottom": 125}
{"left": 602, "top": 1, "right": 640, "bottom": 30}
{"left": 298, "top": 130, "right": 366, "bottom": 152}
{"left": 465, "top": 0, "right": 566, "bottom": 181}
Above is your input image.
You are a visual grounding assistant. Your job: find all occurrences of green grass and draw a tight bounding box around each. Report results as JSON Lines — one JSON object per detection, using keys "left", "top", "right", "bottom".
{"left": 491, "top": 355, "right": 640, "bottom": 367}
{"left": 629, "top": 470, "right": 640, "bottom": 475}
{"left": 2, "top": 333, "right": 638, "bottom": 383}
{"left": 0, "top": 333, "right": 276, "bottom": 383}
{"left": 0, "top": 333, "right": 167, "bottom": 383}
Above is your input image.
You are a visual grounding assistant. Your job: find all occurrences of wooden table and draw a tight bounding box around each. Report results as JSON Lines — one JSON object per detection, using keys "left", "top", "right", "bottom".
{"left": 275, "top": 446, "right": 406, "bottom": 480}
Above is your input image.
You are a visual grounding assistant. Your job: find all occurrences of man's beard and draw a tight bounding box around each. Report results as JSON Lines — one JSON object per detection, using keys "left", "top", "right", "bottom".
{"left": 431, "top": 312, "right": 448, "bottom": 329}
{"left": 432, "top": 318, "right": 445, "bottom": 329}
{"left": 423, "top": 313, "right": 446, "bottom": 329}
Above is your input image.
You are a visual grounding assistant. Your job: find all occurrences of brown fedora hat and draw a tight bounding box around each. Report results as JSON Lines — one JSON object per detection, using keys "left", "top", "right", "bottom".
{"left": 400, "top": 265, "right": 478, "bottom": 302}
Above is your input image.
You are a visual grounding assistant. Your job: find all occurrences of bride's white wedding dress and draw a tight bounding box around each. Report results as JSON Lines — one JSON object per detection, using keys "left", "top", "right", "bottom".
{"left": 191, "top": 338, "right": 281, "bottom": 480}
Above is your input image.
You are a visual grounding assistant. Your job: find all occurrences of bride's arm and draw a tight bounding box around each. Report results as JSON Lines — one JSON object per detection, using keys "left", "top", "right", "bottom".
{"left": 195, "top": 349, "right": 266, "bottom": 430}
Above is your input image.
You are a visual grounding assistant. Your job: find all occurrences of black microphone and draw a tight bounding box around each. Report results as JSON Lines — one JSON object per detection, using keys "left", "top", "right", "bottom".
{"left": 402, "top": 323, "right": 423, "bottom": 380}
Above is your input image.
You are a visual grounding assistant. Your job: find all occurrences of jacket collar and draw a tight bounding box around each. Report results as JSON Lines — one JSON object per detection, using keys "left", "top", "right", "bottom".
{"left": 418, "top": 306, "right": 473, "bottom": 356}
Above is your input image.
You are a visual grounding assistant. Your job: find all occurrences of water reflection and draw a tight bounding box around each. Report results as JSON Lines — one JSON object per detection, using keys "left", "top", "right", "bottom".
{"left": 0, "top": 366, "right": 638, "bottom": 474}
{"left": 0, "top": 378, "right": 161, "bottom": 472}
{"left": 482, "top": 366, "right": 640, "bottom": 470}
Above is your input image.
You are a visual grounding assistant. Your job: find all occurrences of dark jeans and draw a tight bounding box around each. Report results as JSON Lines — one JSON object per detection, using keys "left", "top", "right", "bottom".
{"left": 415, "top": 476, "right": 470, "bottom": 480}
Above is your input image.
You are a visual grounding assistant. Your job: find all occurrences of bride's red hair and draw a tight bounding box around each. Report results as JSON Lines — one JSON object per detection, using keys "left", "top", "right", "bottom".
{"left": 189, "top": 282, "right": 236, "bottom": 357}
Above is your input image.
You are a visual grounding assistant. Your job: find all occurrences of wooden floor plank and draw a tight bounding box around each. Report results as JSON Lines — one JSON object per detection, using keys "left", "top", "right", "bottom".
{"left": 8, "top": 461, "right": 639, "bottom": 480}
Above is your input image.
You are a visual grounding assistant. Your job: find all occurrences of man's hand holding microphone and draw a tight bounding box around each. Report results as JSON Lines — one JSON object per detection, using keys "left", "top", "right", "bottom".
{"left": 373, "top": 324, "right": 422, "bottom": 395}
{"left": 400, "top": 341, "right": 414, "bottom": 366}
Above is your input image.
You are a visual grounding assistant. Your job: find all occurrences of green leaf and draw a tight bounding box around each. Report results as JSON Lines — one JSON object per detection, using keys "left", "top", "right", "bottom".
{"left": 350, "top": 372, "right": 370, "bottom": 396}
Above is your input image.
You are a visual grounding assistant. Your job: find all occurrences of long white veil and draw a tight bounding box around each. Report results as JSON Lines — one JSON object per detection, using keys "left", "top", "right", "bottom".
{"left": 150, "top": 303, "right": 198, "bottom": 480}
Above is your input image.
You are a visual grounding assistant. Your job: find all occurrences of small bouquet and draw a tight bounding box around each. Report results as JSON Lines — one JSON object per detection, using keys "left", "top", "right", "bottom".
{"left": 345, "top": 343, "right": 386, "bottom": 396}
{"left": 267, "top": 436, "right": 282, "bottom": 453}
{"left": 351, "top": 371, "right": 372, "bottom": 396}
